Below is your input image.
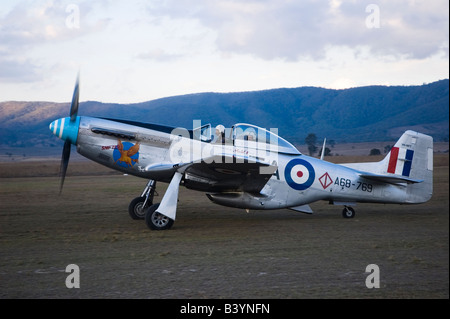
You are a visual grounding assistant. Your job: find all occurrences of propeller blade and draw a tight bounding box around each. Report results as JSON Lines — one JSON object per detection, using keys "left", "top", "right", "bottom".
{"left": 70, "top": 74, "right": 80, "bottom": 122}
{"left": 59, "top": 140, "right": 71, "bottom": 194}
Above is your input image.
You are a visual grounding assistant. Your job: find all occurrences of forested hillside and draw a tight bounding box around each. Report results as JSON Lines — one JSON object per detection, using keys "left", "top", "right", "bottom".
{"left": 0, "top": 79, "right": 448, "bottom": 152}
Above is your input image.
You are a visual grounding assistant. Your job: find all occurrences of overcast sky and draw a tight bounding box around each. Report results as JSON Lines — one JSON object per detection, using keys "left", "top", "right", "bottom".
{"left": 0, "top": 0, "right": 448, "bottom": 103}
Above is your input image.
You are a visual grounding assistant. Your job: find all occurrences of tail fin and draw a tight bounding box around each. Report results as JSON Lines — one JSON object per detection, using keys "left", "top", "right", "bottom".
{"left": 382, "top": 130, "right": 433, "bottom": 203}
{"left": 343, "top": 130, "right": 433, "bottom": 203}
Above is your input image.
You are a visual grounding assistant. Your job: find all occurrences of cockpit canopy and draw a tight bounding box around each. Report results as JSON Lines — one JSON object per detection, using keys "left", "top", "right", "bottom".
{"left": 193, "top": 123, "right": 301, "bottom": 155}
{"left": 232, "top": 123, "right": 301, "bottom": 155}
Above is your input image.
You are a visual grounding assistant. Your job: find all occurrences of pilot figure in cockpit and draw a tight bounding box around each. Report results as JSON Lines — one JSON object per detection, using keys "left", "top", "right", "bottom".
{"left": 214, "top": 124, "right": 225, "bottom": 144}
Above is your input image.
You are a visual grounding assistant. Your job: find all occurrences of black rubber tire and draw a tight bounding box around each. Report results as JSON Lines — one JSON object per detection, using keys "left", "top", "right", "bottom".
{"left": 145, "top": 203, "right": 174, "bottom": 230}
{"left": 342, "top": 206, "right": 356, "bottom": 218}
{"left": 128, "top": 196, "right": 149, "bottom": 220}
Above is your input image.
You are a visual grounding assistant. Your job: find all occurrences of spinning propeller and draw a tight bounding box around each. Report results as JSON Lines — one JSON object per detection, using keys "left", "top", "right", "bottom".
{"left": 49, "top": 74, "right": 81, "bottom": 194}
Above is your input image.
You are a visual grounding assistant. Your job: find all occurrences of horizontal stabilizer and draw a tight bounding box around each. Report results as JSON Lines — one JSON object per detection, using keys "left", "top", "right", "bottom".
{"left": 359, "top": 173, "right": 423, "bottom": 185}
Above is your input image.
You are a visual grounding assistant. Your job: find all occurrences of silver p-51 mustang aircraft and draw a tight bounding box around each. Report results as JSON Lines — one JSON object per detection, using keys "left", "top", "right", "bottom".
{"left": 50, "top": 77, "right": 433, "bottom": 230}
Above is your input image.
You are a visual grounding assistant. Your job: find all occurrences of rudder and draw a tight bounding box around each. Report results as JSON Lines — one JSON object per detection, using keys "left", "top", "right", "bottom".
{"left": 384, "top": 130, "right": 433, "bottom": 203}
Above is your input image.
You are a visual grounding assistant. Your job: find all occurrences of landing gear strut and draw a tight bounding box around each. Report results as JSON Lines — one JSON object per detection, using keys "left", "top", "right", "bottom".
{"left": 144, "top": 172, "right": 182, "bottom": 231}
{"left": 342, "top": 206, "right": 355, "bottom": 218}
{"left": 128, "top": 180, "right": 157, "bottom": 220}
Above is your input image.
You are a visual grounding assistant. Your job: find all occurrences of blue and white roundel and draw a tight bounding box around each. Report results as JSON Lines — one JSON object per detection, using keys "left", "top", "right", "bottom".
{"left": 284, "top": 159, "right": 315, "bottom": 190}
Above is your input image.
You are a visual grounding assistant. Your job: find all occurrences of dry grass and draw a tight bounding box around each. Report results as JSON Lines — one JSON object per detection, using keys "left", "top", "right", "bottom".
{"left": 0, "top": 155, "right": 448, "bottom": 299}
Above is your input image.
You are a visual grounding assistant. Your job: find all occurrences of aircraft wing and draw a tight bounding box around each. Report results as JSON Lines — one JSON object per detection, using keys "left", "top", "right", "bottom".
{"left": 181, "top": 155, "right": 278, "bottom": 194}
{"left": 358, "top": 172, "right": 423, "bottom": 185}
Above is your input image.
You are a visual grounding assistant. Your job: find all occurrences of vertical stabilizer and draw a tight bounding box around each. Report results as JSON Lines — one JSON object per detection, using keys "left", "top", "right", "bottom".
{"left": 384, "top": 130, "right": 433, "bottom": 203}
{"left": 342, "top": 131, "right": 433, "bottom": 204}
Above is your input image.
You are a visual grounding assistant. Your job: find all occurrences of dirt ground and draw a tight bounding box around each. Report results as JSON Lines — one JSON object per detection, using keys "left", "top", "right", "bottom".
{"left": 0, "top": 155, "right": 448, "bottom": 299}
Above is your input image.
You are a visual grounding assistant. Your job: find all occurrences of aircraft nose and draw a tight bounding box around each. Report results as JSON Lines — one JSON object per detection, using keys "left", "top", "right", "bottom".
{"left": 49, "top": 116, "right": 80, "bottom": 145}
{"left": 49, "top": 119, "right": 57, "bottom": 135}
{"left": 49, "top": 118, "right": 62, "bottom": 138}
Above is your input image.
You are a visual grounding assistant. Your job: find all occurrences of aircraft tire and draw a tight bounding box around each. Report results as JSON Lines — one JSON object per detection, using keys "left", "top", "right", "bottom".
{"left": 145, "top": 203, "right": 174, "bottom": 230}
{"left": 128, "top": 196, "right": 149, "bottom": 220}
{"left": 342, "top": 206, "right": 355, "bottom": 218}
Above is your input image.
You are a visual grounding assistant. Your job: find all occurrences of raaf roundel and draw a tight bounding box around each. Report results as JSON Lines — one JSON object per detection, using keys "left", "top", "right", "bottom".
{"left": 284, "top": 158, "right": 316, "bottom": 191}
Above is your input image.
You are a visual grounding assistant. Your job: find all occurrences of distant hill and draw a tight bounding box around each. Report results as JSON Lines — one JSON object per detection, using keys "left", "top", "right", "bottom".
{"left": 0, "top": 79, "right": 448, "bottom": 153}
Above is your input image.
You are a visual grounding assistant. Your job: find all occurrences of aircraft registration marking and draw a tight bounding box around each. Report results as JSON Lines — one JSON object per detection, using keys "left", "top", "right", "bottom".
{"left": 334, "top": 177, "right": 373, "bottom": 192}
{"left": 101, "top": 145, "right": 118, "bottom": 150}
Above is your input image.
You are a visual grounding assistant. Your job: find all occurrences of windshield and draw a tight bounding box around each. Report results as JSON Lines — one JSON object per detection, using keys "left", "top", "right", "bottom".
{"left": 192, "top": 123, "right": 212, "bottom": 142}
{"left": 232, "top": 123, "right": 301, "bottom": 155}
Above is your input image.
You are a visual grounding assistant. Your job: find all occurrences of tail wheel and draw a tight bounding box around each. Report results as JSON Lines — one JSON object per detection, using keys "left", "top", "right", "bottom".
{"left": 342, "top": 206, "right": 355, "bottom": 218}
{"left": 145, "top": 203, "right": 174, "bottom": 230}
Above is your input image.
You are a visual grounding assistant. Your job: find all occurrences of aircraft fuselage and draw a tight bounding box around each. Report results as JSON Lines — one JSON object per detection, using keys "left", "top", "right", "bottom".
{"left": 69, "top": 116, "right": 423, "bottom": 211}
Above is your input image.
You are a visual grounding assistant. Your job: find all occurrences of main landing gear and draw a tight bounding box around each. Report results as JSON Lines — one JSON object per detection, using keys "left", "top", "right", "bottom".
{"left": 128, "top": 179, "right": 175, "bottom": 230}
{"left": 145, "top": 203, "right": 174, "bottom": 230}
{"left": 128, "top": 180, "right": 157, "bottom": 220}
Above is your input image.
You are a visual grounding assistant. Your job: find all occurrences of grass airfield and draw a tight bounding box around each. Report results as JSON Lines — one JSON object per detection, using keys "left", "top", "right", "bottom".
{"left": 0, "top": 154, "right": 448, "bottom": 299}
